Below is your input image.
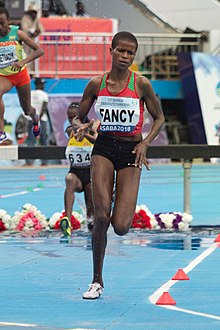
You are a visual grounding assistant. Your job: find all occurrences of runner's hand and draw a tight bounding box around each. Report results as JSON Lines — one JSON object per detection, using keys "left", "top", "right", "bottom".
{"left": 11, "top": 61, "right": 24, "bottom": 72}
{"left": 132, "top": 141, "right": 150, "bottom": 170}
{"left": 86, "top": 119, "right": 96, "bottom": 135}
{"left": 75, "top": 121, "right": 95, "bottom": 141}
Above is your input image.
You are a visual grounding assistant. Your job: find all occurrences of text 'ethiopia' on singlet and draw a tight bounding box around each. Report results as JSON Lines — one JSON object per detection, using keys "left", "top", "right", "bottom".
{"left": 94, "top": 71, "right": 144, "bottom": 136}
{"left": 0, "top": 25, "right": 26, "bottom": 75}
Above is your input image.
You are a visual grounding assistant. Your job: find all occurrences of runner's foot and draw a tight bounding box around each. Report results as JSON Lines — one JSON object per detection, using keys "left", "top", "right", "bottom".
{"left": 60, "top": 216, "right": 71, "bottom": 237}
{"left": 82, "top": 282, "right": 103, "bottom": 299}
{"left": 0, "top": 131, "right": 7, "bottom": 144}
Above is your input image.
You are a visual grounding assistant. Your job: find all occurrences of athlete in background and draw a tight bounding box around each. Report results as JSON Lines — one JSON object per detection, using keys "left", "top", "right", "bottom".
{"left": 60, "top": 102, "right": 98, "bottom": 237}
{"left": 0, "top": 7, "right": 43, "bottom": 143}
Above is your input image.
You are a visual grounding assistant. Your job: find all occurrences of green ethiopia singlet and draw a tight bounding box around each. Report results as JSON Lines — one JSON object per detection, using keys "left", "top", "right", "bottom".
{"left": 0, "top": 25, "right": 25, "bottom": 76}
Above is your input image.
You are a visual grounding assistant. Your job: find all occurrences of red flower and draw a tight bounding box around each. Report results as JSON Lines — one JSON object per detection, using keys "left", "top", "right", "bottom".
{"left": 54, "top": 220, "right": 61, "bottom": 230}
{"left": 0, "top": 219, "right": 6, "bottom": 231}
{"left": 58, "top": 212, "right": 81, "bottom": 231}
{"left": 70, "top": 215, "right": 81, "bottom": 230}
{"left": 131, "top": 210, "right": 152, "bottom": 229}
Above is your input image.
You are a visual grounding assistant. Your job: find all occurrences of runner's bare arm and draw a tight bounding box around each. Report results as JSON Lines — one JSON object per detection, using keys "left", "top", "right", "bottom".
{"left": 11, "top": 30, "right": 43, "bottom": 70}
{"left": 74, "top": 77, "right": 101, "bottom": 139}
{"left": 76, "top": 76, "right": 101, "bottom": 121}
{"left": 138, "top": 76, "right": 165, "bottom": 146}
{"left": 132, "top": 76, "right": 165, "bottom": 169}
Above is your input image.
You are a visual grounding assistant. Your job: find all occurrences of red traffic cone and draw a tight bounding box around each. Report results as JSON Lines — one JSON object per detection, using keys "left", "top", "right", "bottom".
{"left": 214, "top": 234, "right": 220, "bottom": 243}
{"left": 156, "top": 292, "right": 176, "bottom": 305}
{"left": 172, "top": 268, "right": 190, "bottom": 280}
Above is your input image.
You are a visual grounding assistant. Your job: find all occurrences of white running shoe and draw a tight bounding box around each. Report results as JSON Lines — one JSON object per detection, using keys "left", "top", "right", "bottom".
{"left": 0, "top": 131, "right": 7, "bottom": 144}
{"left": 82, "top": 282, "right": 103, "bottom": 299}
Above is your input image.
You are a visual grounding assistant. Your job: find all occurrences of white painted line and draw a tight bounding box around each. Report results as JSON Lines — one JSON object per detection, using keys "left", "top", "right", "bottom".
{"left": 0, "top": 323, "right": 90, "bottom": 330}
{"left": 160, "top": 305, "right": 220, "bottom": 321}
{"left": 183, "top": 244, "right": 217, "bottom": 273}
{"left": 149, "top": 244, "right": 220, "bottom": 320}
{"left": 0, "top": 188, "right": 42, "bottom": 199}
{"left": 0, "top": 321, "right": 36, "bottom": 327}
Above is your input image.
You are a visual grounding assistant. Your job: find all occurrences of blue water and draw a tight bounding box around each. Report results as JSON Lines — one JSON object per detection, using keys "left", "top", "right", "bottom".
{"left": 0, "top": 164, "right": 220, "bottom": 226}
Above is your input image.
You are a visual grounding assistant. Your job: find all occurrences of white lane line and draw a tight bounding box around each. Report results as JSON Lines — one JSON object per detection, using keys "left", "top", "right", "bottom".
{"left": 149, "top": 244, "right": 220, "bottom": 320}
{"left": 0, "top": 323, "right": 90, "bottom": 329}
{"left": 0, "top": 321, "right": 36, "bottom": 327}
{"left": 0, "top": 188, "right": 42, "bottom": 198}
{"left": 159, "top": 305, "right": 220, "bottom": 321}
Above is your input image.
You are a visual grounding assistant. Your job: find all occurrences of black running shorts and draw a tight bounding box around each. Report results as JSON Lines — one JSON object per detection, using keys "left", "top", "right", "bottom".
{"left": 68, "top": 167, "right": 91, "bottom": 188}
{"left": 92, "top": 134, "right": 141, "bottom": 171}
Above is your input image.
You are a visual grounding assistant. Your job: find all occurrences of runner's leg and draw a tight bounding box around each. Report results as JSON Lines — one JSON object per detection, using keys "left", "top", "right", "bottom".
{"left": 0, "top": 76, "right": 13, "bottom": 132}
{"left": 90, "top": 155, "right": 114, "bottom": 287}
{"left": 84, "top": 182, "right": 95, "bottom": 230}
{"left": 64, "top": 172, "right": 82, "bottom": 221}
{"left": 16, "top": 83, "right": 38, "bottom": 123}
{"left": 111, "top": 166, "right": 141, "bottom": 235}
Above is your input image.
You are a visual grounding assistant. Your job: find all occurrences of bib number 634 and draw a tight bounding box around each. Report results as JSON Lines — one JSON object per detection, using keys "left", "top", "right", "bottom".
{"left": 68, "top": 152, "right": 91, "bottom": 166}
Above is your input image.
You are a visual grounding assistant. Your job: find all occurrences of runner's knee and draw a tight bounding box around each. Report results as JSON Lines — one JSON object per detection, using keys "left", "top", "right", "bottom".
{"left": 113, "top": 223, "right": 130, "bottom": 236}
{"left": 65, "top": 174, "right": 79, "bottom": 193}
{"left": 94, "top": 214, "right": 110, "bottom": 229}
{"left": 65, "top": 174, "right": 74, "bottom": 186}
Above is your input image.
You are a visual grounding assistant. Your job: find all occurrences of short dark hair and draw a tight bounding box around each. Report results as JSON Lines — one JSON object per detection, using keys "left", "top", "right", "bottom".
{"left": 111, "top": 31, "right": 138, "bottom": 51}
{"left": 0, "top": 7, "right": 9, "bottom": 19}
{"left": 35, "top": 77, "right": 46, "bottom": 86}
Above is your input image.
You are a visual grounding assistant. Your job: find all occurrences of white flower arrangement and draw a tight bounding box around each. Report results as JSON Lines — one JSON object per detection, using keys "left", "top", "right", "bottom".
{"left": 1, "top": 204, "right": 192, "bottom": 233}
{"left": 151, "top": 211, "right": 192, "bottom": 231}
{"left": 132, "top": 205, "right": 193, "bottom": 231}
{"left": 0, "top": 209, "right": 12, "bottom": 231}
{"left": 48, "top": 212, "right": 62, "bottom": 229}
{"left": 11, "top": 204, "right": 50, "bottom": 232}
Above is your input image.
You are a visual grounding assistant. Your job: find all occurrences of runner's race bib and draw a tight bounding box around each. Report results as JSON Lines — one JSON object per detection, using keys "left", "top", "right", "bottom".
{"left": 0, "top": 45, "right": 18, "bottom": 68}
{"left": 65, "top": 137, "right": 93, "bottom": 167}
{"left": 95, "top": 96, "right": 140, "bottom": 133}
